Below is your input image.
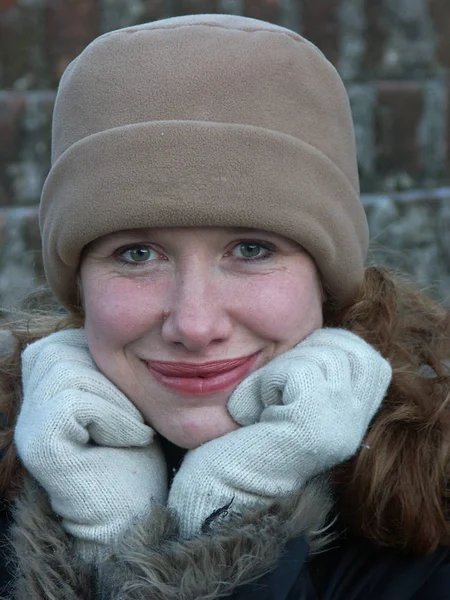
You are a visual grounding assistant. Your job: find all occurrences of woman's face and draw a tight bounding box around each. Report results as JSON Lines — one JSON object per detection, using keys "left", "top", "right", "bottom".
{"left": 81, "top": 227, "right": 323, "bottom": 448}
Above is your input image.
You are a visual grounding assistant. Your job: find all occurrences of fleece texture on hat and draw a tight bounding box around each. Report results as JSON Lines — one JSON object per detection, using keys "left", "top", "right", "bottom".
{"left": 40, "top": 13, "right": 369, "bottom": 309}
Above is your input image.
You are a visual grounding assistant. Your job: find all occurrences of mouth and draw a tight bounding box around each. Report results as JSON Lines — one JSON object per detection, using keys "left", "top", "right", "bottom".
{"left": 146, "top": 353, "right": 260, "bottom": 396}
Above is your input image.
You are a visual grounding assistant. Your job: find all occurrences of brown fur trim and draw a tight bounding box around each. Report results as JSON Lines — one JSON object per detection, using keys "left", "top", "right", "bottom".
{"left": 6, "top": 476, "right": 333, "bottom": 600}
{"left": 96, "top": 478, "right": 333, "bottom": 600}
{"left": 7, "top": 476, "right": 93, "bottom": 600}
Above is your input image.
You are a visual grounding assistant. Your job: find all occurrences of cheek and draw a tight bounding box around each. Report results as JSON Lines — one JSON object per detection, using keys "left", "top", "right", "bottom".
{"left": 235, "top": 270, "right": 323, "bottom": 343}
{"left": 82, "top": 276, "right": 165, "bottom": 350}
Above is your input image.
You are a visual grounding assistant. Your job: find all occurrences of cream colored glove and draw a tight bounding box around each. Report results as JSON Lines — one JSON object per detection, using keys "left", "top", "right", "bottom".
{"left": 168, "top": 328, "right": 392, "bottom": 538}
{"left": 15, "top": 329, "right": 167, "bottom": 560}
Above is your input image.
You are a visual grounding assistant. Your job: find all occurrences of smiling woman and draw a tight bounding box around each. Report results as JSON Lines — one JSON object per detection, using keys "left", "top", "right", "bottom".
{"left": 0, "top": 13, "right": 449, "bottom": 600}
{"left": 81, "top": 227, "right": 323, "bottom": 448}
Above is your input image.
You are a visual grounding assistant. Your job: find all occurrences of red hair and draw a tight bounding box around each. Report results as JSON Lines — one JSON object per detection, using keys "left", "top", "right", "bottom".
{"left": 0, "top": 266, "right": 449, "bottom": 556}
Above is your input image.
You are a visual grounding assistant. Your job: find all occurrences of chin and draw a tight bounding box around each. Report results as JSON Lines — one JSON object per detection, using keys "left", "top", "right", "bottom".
{"left": 163, "top": 410, "right": 240, "bottom": 449}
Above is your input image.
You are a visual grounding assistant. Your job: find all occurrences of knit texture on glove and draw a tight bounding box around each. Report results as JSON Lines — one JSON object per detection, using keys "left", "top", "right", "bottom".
{"left": 15, "top": 328, "right": 168, "bottom": 559}
{"left": 168, "top": 328, "right": 392, "bottom": 537}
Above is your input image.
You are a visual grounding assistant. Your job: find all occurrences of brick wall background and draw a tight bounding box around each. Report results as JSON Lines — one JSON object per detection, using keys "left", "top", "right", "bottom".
{"left": 0, "top": 0, "right": 449, "bottom": 307}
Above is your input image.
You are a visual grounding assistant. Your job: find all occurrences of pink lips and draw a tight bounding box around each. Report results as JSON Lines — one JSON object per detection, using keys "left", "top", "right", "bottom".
{"left": 147, "top": 354, "right": 259, "bottom": 396}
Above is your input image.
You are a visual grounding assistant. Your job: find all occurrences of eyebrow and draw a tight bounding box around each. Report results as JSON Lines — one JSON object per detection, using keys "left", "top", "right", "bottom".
{"left": 88, "top": 227, "right": 285, "bottom": 251}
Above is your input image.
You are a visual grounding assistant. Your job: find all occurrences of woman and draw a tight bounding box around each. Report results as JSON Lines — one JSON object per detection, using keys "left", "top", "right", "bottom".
{"left": 0, "top": 13, "right": 449, "bottom": 599}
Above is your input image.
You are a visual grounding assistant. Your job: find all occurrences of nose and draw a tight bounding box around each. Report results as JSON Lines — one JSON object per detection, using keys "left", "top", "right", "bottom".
{"left": 161, "top": 262, "right": 233, "bottom": 353}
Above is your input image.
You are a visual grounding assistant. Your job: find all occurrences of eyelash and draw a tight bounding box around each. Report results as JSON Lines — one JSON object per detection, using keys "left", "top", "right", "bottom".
{"left": 114, "top": 240, "right": 277, "bottom": 266}
{"left": 231, "top": 241, "right": 276, "bottom": 262}
{"left": 114, "top": 245, "right": 160, "bottom": 267}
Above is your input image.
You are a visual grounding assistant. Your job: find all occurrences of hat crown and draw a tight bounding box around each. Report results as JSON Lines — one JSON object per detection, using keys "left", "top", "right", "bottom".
{"left": 52, "top": 14, "right": 358, "bottom": 193}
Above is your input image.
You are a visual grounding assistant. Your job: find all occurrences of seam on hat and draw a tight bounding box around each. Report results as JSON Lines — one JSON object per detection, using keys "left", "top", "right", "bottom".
{"left": 101, "top": 22, "right": 307, "bottom": 46}
{"left": 97, "top": 22, "right": 330, "bottom": 64}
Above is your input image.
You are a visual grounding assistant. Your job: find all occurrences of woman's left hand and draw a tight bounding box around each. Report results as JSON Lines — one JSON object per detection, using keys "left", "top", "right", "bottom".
{"left": 168, "top": 328, "right": 392, "bottom": 538}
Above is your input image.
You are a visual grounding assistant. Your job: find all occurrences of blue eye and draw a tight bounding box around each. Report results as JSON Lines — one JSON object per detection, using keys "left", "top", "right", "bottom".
{"left": 119, "top": 246, "right": 157, "bottom": 263}
{"left": 231, "top": 242, "right": 274, "bottom": 260}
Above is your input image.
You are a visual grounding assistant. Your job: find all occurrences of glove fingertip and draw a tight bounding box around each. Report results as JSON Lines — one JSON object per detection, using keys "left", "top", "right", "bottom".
{"left": 228, "top": 385, "right": 262, "bottom": 426}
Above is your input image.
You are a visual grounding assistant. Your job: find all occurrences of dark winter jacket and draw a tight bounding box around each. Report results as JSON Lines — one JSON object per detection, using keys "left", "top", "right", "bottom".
{"left": 0, "top": 475, "right": 449, "bottom": 599}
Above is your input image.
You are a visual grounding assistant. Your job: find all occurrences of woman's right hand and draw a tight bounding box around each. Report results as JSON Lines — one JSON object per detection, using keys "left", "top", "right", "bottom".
{"left": 14, "top": 328, "right": 167, "bottom": 560}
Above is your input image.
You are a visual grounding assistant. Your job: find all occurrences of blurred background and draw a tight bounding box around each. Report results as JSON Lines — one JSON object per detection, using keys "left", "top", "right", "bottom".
{"left": 0, "top": 0, "right": 449, "bottom": 308}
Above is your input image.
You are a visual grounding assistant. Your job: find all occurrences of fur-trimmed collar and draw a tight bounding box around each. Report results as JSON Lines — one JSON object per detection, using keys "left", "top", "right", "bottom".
{"left": 7, "top": 475, "right": 333, "bottom": 599}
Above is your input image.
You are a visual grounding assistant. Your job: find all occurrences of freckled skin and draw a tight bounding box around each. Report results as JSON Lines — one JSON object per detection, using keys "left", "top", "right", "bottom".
{"left": 80, "top": 227, "right": 324, "bottom": 449}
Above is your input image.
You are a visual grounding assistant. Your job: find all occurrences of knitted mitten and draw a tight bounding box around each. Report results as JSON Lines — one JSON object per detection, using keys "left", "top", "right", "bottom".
{"left": 168, "top": 328, "right": 392, "bottom": 537}
{"left": 15, "top": 329, "right": 168, "bottom": 560}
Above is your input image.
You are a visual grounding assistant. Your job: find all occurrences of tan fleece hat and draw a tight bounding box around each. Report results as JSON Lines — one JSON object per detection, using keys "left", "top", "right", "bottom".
{"left": 40, "top": 13, "right": 368, "bottom": 309}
